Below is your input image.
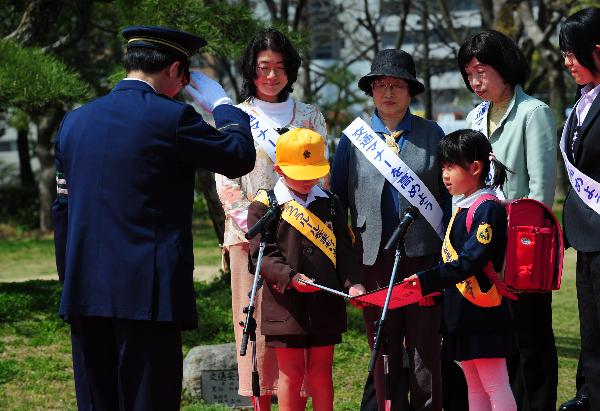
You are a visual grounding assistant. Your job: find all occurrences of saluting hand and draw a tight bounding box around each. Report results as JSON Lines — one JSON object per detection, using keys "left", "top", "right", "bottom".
{"left": 184, "top": 71, "right": 232, "bottom": 113}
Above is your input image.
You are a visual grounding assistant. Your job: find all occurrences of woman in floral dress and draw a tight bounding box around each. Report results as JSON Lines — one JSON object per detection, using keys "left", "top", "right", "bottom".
{"left": 216, "top": 27, "right": 327, "bottom": 411}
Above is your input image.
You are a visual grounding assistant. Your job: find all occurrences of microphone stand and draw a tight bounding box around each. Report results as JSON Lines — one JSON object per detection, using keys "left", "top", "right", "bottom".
{"left": 240, "top": 204, "right": 280, "bottom": 411}
{"left": 368, "top": 207, "right": 418, "bottom": 410}
{"left": 368, "top": 236, "right": 406, "bottom": 411}
{"left": 239, "top": 236, "right": 264, "bottom": 410}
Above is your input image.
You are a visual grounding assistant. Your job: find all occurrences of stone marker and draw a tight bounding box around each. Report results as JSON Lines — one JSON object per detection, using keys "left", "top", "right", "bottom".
{"left": 183, "top": 343, "right": 252, "bottom": 408}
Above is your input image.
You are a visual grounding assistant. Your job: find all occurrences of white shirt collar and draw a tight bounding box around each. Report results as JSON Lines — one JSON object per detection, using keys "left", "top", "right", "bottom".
{"left": 123, "top": 78, "right": 157, "bottom": 93}
{"left": 252, "top": 96, "right": 294, "bottom": 129}
{"left": 576, "top": 83, "right": 600, "bottom": 124}
{"left": 455, "top": 187, "right": 498, "bottom": 209}
{"left": 273, "top": 178, "right": 328, "bottom": 207}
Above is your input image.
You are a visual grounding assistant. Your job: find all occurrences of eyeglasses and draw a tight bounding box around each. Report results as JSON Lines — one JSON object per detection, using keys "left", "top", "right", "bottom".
{"left": 256, "top": 66, "right": 286, "bottom": 77}
{"left": 371, "top": 81, "right": 408, "bottom": 92}
{"left": 561, "top": 51, "right": 575, "bottom": 64}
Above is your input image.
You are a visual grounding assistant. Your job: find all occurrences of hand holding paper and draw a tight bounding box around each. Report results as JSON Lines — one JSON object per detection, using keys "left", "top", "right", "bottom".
{"left": 291, "top": 273, "right": 320, "bottom": 293}
{"left": 348, "top": 284, "right": 366, "bottom": 297}
{"left": 406, "top": 274, "right": 441, "bottom": 306}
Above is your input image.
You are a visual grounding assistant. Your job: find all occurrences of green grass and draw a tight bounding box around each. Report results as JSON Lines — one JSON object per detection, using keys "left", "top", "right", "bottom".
{"left": 0, "top": 234, "right": 57, "bottom": 281}
{"left": 0, "top": 218, "right": 582, "bottom": 410}
{"left": 0, "top": 220, "right": 222, "bottom": 282}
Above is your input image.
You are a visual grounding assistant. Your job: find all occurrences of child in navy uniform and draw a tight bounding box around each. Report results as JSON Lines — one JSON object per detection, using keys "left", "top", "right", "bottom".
{"left": 408, "top": 129, "right": 516, "bottom": 410}
{"left": 247, "top": 128, "right": 365, "bottom": 411}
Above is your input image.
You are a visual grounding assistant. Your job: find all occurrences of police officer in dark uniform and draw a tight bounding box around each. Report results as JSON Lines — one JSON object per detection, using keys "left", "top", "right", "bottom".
{"left": 52, "top": 26, "right": 255, "bottom": 411}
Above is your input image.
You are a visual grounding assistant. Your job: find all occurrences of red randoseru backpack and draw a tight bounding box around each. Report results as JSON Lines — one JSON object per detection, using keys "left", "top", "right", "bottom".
{"left": 466, "top": 194, "right": 564, "bottom": 299}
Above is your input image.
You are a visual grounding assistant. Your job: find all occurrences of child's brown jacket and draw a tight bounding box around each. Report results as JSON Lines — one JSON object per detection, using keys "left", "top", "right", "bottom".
{"left": 248, "top": 194, "right": 363, "bottom": 336}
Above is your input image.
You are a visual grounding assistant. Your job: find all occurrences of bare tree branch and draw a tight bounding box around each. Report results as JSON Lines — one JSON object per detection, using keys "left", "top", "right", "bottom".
{"left": 394, "top": 0, "right": 411, "bottom": 49}
{"left": 292, "top": 0, "right": 308, "bottom": 31}
{"left": 263, "top": 0, "right": 279, "bottom": 21}
{"left": 435, "top": 0, "right": 463, "bottom": 45}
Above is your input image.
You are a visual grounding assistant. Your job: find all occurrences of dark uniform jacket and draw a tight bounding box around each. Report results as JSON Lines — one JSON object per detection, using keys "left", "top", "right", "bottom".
{"left": 52, "top": 79, "right": 255, "bottom": 329}
{"left": 418, "top": 199, "right": 512, "bottom": 335}
{"left": 248, "top": 186, "right": 363, "bottom": 336}
{"left": 563, "top": 91, "right": 600, "bottom": 252}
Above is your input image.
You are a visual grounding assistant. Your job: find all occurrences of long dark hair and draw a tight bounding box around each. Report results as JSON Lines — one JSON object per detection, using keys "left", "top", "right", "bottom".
{"left": 559, "top": 7, "right": 600, "bottom": 76}
{"left": 438, "top": 129, "right": 510, "bottom": 189}
{"left": 239, "top": 28, "right": 302, "bottom": 102}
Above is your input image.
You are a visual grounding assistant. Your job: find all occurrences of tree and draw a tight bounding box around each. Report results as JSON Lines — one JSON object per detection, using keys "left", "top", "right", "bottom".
{"left": 0, "top": 0, "right": 264, "bottom": 237}
{"left": 0, "top": 38, "right": 92, "bottom": 229}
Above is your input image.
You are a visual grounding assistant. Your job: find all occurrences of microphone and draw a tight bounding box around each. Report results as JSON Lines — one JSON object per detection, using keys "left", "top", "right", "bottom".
{"left": 245, "top": 207, "right": 280, "bottom": 240}
{"left": 384, "top": 206, "right": 420, "bottom": 251}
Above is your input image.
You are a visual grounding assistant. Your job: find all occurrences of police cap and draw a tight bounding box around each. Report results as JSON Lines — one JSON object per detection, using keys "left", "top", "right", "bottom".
{"left": 122, "top": 26, "right": 207, "bottom": 61}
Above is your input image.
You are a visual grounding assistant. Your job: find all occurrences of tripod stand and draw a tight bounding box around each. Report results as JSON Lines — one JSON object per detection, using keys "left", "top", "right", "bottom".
{"left": 367, "top": 206, "right": 418, "bottom": 411}
{"left": 240, "top": 237, "right": 267, "bottom": 411}
{"left": 368, "top": 239, "right": 407, "bottom": 411}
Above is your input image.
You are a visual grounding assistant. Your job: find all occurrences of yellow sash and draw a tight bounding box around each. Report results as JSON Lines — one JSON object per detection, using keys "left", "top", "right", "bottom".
{"left": 444, "top": 209, "right": 502, "bottom": 307}
{"left": 254, "top": 190, "right": 337, "bottom": 266}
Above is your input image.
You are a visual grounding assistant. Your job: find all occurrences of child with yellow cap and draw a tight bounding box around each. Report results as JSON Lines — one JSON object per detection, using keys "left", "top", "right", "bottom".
{"left": 247, "top": 128, "right": 365, "bottom": 411}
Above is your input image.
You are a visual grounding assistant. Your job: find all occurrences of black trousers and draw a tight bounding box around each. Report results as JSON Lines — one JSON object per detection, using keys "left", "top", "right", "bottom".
{"left": 70, "top": 316, "right": 182, "bottom": 411}
{"left": 507, "top": 293, "right": 558, "bottom": 411}
{"left": 576, "top": 251, "right": 600, "bottom": 410}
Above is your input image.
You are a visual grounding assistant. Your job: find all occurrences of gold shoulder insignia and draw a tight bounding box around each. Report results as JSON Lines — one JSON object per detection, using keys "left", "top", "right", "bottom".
{"left": 476, "top": 223, "right": 492, "bottom": 245}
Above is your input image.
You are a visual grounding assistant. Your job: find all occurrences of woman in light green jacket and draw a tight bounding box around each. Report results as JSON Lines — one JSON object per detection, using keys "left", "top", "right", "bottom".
{"left": 457, "top": 30, "right": 558, "bottom": 411}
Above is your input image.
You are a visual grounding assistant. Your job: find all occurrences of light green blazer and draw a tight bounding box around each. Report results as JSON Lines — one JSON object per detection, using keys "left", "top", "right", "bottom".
{"left": 467, "top": 85, "right": 557, "bottom": 207}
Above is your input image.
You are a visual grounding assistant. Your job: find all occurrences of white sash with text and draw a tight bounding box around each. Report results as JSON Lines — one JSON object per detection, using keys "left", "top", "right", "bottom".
{"left": 559, "top": 104, "right": 600, "bottom": 215}
{"left": 343, "top": 117, "right": 444, "bottom": 239}
{"left": 470, "top": 101, "right": 505, "bottom": 200}
{"left": 237, "top": 105, "right": 280, "bottom": 163}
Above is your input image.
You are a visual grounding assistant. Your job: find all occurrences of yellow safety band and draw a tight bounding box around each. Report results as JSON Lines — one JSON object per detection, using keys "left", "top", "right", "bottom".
{"left": 254, "top": 190, "right": 270, "bottom": 206}
{"left": 253, "top": 191, "right": 336, "bottom": 266}
{"left": 443, "top": 209, "right": 502, "bottom": 307}
{"left": 282, "top": 200, "right": 336, "bottom": 266}
{"left": 128, "top": 36, "right": 191, "bottom": 57}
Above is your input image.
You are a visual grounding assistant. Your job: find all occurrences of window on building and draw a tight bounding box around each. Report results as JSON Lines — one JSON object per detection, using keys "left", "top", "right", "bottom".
{"left": 309, "top": 0, "right": 341, "bottom": 60}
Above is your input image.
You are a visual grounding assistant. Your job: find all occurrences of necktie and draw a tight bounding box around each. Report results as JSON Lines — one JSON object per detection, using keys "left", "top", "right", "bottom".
{"left": 384, "top": 130, "right": 403, "bottom": 155}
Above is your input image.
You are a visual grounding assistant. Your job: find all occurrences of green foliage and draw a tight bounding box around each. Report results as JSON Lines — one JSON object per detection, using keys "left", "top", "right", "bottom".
{"left": 0, "top": 40, "right": 92, "bottom": 113}
{"left": 0, "top": 360, "right": 20, "bottom": 385}
{"left": 0, "top": 184, "right": 39, "bottom": 229}
{"left": 9, "top": 108, "right": 29, "bottom": 132}
{"left": 317, "top": 65, "right": 368, "bottom": 136}
{"left": 115, "top": 0, "right": 262, "bottom": 59}
{"left": 182, "top": 274, "right": 234, "bottom": 352}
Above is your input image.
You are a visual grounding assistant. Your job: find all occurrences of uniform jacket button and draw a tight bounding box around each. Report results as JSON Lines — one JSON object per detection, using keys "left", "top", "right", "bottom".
{"left": 305, "top": 246, "right": 314, "bottom": 255}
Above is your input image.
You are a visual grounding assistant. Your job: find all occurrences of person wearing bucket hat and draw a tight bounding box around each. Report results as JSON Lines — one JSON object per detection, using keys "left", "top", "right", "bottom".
{"left": 211, "top": 28, "right": 329, "bottom": 410}
{"left": 357, "top": 49, "right": 425, "bottom": 97}
{"left": 53, "top": 25, "right": 255, "bottom": 411}
{"left": 331, "top": 49, "right": 451, "bottom": 411}
{"left": 247, "top": 128, "right": 365, "bottom": 411}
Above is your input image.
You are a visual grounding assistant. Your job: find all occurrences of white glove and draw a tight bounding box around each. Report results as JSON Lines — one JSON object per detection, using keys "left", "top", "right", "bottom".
{"left": 184, "top": 71, "right": 232, "bottom": 113}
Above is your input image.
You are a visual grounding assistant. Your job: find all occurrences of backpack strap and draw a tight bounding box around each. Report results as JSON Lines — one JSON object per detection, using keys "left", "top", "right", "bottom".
{"left": 465, "top": 194, "right": 500, "bottom": 233}
{"left": 464, "top": 193, "right": 518, "bottom": 301}
{"left": 265, "top": 188, "right": 279, "bottom": 209}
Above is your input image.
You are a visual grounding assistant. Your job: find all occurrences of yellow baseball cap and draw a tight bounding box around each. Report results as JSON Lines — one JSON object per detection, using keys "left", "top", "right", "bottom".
{"left": 276, "top": 128, "right": 330, "bottom": 181}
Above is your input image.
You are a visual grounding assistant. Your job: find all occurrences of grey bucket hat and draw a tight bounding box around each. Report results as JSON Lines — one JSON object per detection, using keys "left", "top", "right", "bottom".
{"left": 358, "top": 49, "right": 425, "bottom": 96}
